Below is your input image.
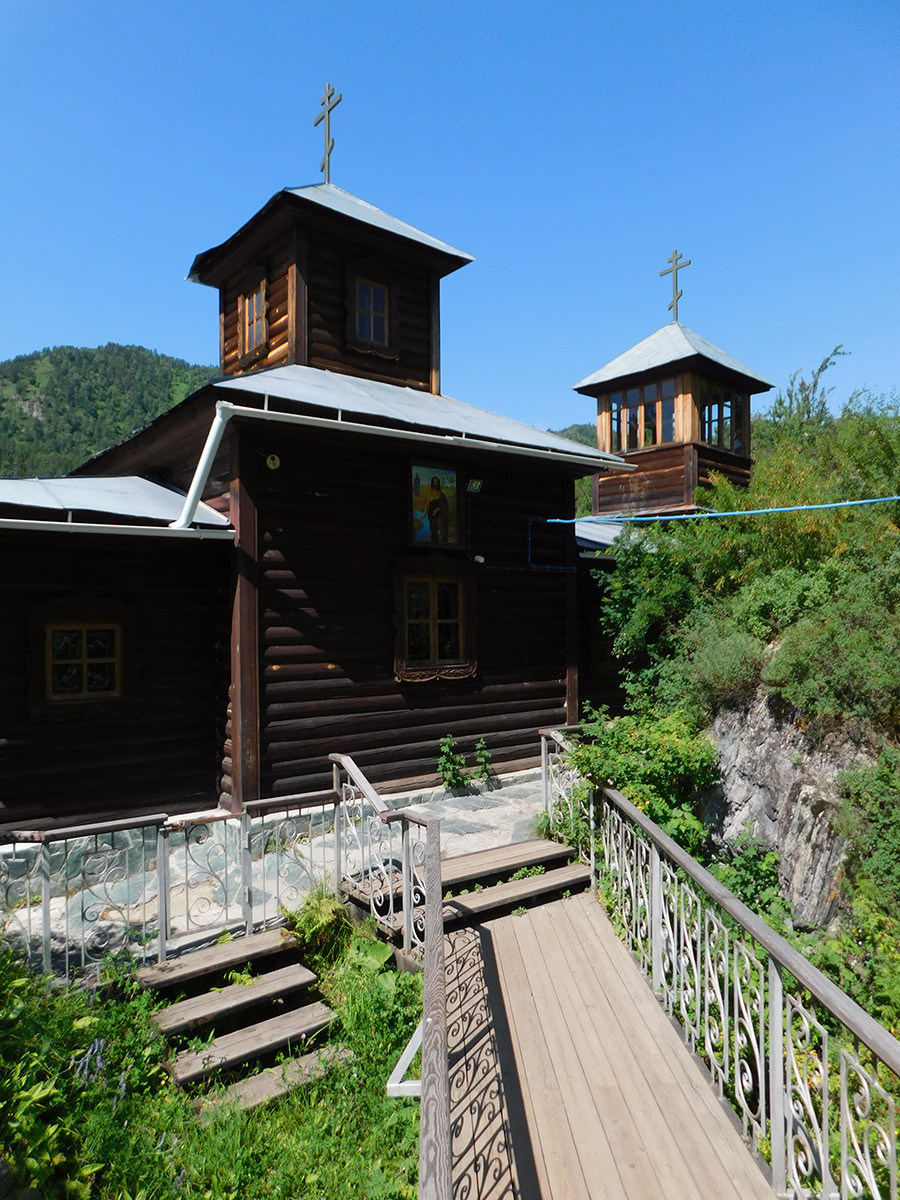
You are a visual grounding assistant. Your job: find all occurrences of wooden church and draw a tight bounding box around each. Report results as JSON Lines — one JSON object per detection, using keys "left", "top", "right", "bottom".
{"left": 0, "top": 117, "right": 627, "bottom": 826}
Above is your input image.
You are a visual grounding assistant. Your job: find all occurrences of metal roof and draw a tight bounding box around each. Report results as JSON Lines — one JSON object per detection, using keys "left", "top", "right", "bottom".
{"left": 286, "top": 184, "right": 474, "bottom": 263}
{"left": 188, "top": 183, "right": 474, "bottom": 282}
{"left": 575, "top": 518, "right": 626, "bottom": 550}
{"left": 212, "top": 365, "right": 628, "bottom": 471}
{"left": 572, "top": 322, "right": 774, "bottom": 392}
{"left": 0, "top": 477, "right": 231, "bottom": 527}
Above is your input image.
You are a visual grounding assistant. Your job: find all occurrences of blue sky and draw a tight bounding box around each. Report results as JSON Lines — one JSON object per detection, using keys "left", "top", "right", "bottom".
{"left": 2, "top": 0, "right": 898, "bottom": 431}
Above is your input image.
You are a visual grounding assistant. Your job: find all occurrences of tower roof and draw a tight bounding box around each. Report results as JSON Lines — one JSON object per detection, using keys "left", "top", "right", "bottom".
{"left": 572, "top": 322, "right": 773, "bottom": 395}
{"left": 188, "top": 183, "right": 474, "bottom": 286}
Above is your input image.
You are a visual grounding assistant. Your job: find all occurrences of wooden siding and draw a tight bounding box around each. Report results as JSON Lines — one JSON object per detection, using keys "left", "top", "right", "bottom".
{"left": 246, "top": 426, "right": 574, "bottom": 798}
{"left": 0, "top": 532, "right": 229, "bottom": 825}
{"left": 594, "top": 442, "right": 751, "bottom": 515}
{"left": 221, "top": 235, "right": 294, "bottom": 377}
{"left": 306, "top": 232, "right": 434, "bottom": 389}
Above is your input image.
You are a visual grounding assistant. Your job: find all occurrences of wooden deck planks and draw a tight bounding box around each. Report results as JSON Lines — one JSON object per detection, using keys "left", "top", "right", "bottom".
{"left": 444, "top": 864, "right": 590, "bottom": 920}
{"left": 481, "top": 893, "right": 773, "bottom": 1200}
{"left": 136, "top": 928, "right": 297, "bottom": 991}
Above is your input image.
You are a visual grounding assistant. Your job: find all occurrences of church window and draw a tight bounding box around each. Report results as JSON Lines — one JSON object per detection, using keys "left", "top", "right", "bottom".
{"left": 394, "top": 567, "right": 476, "bottom": 682}
{"left": 355, "top": 279, "right": 388, "bottom": 346}
{"left": 46, "top": 623, "right": 121, "bottom": 700}
{"left": 239, "top": 280, "right": 267, "bottom": 361}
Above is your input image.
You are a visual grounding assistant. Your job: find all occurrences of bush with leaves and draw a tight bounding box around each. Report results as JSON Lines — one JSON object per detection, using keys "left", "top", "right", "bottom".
{"left": 569, "top": 707, "right": 717, "bottom": 856}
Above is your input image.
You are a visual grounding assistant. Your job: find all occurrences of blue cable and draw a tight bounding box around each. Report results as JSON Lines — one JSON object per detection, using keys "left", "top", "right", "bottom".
{"left": 549, "top": 494, "right": 900, "bottom": 526}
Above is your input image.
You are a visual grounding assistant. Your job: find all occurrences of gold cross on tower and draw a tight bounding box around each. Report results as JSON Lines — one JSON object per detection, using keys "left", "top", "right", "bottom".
{"left": 659, "top": 249, "right": 691, "bottom": 323}
{"left": 314, "top": 82, "right": 342, "bottom": 184}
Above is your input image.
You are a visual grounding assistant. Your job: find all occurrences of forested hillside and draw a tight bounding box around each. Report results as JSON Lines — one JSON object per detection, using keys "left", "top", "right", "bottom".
{"left": 580, "top": 350, "right": 900, "bottom": 1029}
{"left": 0, "top": 344, "right": 215, "bottom": 477}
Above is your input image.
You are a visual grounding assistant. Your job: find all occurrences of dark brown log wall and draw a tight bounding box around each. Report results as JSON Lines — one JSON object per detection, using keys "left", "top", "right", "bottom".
{"left": 237, "top": 426, "right": 574, "bottom": 798}
{"left": 306, "top": 231, "right": 433, "bottom": 389}
{"left": 0, "top": 532, "right": 230, "bottom": 826}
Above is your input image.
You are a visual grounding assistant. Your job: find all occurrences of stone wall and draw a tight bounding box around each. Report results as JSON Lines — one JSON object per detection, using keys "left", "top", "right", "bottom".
{"left": 703, "top": 690, "right": 873, "bottom": 928}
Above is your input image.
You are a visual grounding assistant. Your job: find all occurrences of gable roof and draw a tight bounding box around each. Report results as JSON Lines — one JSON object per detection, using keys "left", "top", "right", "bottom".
{"left": 572, "top": 322, "right": 774, "bottom": 393}
{"left": 212, "top": 365, "right": 627, "bottom": 471}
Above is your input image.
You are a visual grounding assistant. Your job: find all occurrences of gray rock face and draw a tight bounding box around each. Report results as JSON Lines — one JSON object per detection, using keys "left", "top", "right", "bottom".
{"left": 704, "top": 691, "right": 872, "bottom": 928}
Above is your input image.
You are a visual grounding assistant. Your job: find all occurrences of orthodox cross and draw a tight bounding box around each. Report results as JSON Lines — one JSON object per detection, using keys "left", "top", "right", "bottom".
{"left": 659, "top": 249, "right": 691, "bottom": 322}
{"left": 314, "top": 82, "right": 342, "bottom": 183}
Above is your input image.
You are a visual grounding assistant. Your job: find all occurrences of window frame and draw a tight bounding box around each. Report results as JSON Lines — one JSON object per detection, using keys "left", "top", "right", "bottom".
{"left": 393, "top": 562, "right": 476, "bottom": 683}
{"left": 45, "top": 622, "right": 122, "bottom": 701}
{"left": 238, "top": 278, "right": 268, "bottom": 365}
{"left": 698, "top": 380, "right": 747, "bottom": 453}
{"left": 607, "top": 378, "right": 676, "bottom": 453}
{"left": 345, "top": 264, "right": 400, "bottom": 360}
{"left": 28, "top": 596, "right": 136, "bottom": 720}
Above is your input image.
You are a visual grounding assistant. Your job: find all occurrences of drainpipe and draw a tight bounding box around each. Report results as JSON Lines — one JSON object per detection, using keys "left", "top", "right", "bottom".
{"left": 169, "top": 401, "right": 233, "bottom": 529}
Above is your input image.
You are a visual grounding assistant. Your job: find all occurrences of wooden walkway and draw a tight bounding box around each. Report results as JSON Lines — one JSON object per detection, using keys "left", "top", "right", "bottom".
{"left": 446, "top": 891, "right": 774, "bottom": 1200}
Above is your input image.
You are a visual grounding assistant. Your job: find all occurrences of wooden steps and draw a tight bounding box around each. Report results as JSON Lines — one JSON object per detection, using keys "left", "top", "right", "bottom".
{"left": 153, "top": 962, "right": 317, "bottom": 1036}
{"left": 199, "top": 1045, "right": 353, "bottom": 1116}
{"left": 171, "top": 1001, "right": 336, "bottom": 1085}
{"left": 440, "top": 838, "right": 576, "bottom": 890}
{"left": 136, "top": 928, "right": 297, "bottom": 991}
{"left": 443, "top": 862, "right": 591, "bottom": 924}
{"left": 137, "top": 926, "right": 347, "bottom": 1109}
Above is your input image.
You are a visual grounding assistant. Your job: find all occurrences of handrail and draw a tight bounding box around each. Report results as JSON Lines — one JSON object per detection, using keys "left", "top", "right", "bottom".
{"left": 417, "top": 814, "right": 452, "bottom": 1200}
{"left": 0, "top": 812, "right": 170, "bottom": 844}
{"left": 601, "top": 784, "right": 900, "bottom": 1078}
{"left": 242, "top": 789, "right": 340, "bottom": 815}
{"left": 328, "top": 752, "right": 388, "bottom": 812}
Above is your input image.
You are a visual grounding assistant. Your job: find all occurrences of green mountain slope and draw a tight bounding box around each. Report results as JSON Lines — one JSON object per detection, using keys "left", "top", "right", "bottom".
{"left": 0, "top": 344, "right": 215, "bottom": 477}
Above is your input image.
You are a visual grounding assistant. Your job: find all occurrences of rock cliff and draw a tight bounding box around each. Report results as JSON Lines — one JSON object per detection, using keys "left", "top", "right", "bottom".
{"left": 703, "top": 690, "right": 872, "bottom": 928}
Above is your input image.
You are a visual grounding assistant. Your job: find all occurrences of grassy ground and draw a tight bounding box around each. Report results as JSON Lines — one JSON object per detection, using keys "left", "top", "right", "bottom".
{"left": 0, "top": 913, "right": 422, "bottom": 1200}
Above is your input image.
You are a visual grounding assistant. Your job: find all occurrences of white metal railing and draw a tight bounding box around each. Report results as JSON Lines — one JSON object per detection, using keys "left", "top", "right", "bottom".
{"left": 330, "top": 753, "right": 427, "bottom": 955}
{"left": 0, "top": 792, "right": 344, "bottom": 976}
{"left": 1, "top": 762, "right": 435, "bottom": 975}
{"left": 541, "top": 732, "right": 900, "bottom": 1200}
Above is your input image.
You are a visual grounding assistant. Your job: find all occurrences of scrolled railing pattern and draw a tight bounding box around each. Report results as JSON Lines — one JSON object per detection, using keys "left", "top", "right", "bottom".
{"left": 541, "top": 729, "right": 900, "bottom": 1200}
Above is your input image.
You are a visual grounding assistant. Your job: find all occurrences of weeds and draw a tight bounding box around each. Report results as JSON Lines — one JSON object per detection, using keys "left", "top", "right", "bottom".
{"left": 0, "top": 910, "right": 422, "bottom": 1199}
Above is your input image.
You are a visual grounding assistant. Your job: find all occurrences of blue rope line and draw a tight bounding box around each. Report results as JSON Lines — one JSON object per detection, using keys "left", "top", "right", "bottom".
{"left": 549, "top": 494, "right": 900, "bottom": 526}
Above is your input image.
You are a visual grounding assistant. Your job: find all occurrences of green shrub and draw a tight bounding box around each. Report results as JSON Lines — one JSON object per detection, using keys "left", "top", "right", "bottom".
{"left": 570, "top": 708, "right": 717, "bottom": 857}
{"left": 436, "top": 734, "right": 469, "bottom": 790}
{"left": 762, "top": 594, "right": 900, "bottom": 736}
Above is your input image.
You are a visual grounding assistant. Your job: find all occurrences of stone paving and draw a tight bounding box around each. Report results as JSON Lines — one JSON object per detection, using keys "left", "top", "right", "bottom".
{"left": 380, "top": 767, "right": 546, "bottom": 859}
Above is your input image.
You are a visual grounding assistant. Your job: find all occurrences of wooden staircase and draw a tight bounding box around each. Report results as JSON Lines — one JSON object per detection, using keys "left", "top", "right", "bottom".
{"left": 440, "top": 838, "right": 591, "bottom": 926}
{"left": 136, "top": 928, "right": 348, "bottom": 1113}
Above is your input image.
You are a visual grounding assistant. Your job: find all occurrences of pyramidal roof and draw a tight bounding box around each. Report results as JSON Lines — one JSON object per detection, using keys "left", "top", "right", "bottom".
{"left": 572, "top": 322, "right": 773, "bottom": 393}
{"left": 285, "top": 183, "right": 474, "bottom": 264}
{"left": 188, "top": 183, "right": 473, "bottom": 283}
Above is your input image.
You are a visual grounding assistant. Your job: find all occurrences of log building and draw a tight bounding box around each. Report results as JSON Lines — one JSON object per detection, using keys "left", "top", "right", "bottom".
{"left": 0, "top": 184, "right": 627, "bottom": 825}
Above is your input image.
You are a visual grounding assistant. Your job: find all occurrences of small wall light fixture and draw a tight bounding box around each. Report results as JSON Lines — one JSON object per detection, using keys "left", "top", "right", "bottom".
{"left": 467, "top": 479, "right": 483, "bottom": 494}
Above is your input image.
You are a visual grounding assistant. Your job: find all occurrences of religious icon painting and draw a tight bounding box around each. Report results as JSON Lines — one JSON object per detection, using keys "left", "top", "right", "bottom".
{"left": 410, "top": 465, "right": 460, "bottom": 547}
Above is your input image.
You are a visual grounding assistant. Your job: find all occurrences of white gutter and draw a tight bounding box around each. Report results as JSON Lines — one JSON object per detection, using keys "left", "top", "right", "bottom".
{"left": 0, "top": 518, "right": 234, "bottom": 540}
{"left": 170, "top": 398, "right": 632, "bottom": 530}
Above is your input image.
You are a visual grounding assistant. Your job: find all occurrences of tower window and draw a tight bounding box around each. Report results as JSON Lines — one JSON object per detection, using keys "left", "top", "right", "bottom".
{"left": 700, "top": 383, "right": 746, "bottom": 452}
{"left": 608, "top": 379, "right": 676, "bottom": 453}
{"left": 239, "top": 280, "right": 267, "bottom": 360}
{"left": 355, "top": 279, "right": 388, "bottom": 346}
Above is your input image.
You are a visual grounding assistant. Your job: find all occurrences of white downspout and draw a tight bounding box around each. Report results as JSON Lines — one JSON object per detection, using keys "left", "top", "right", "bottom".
{"left": 169, "top": 400, "right": 233, "bottom": 529}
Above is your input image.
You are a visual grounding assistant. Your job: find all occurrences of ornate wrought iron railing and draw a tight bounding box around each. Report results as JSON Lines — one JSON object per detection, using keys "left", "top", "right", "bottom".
{"left": 540, "top": 730, "right": 900, "bottom": 1200}
{"left": 330, "top": 753, "right": 427, "bottom": 955}
{"left": 0, "top": 764, "right": 435, "bottom": 973}
{"left": 0, "top": 792, "right": 344, "bottom": 976}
